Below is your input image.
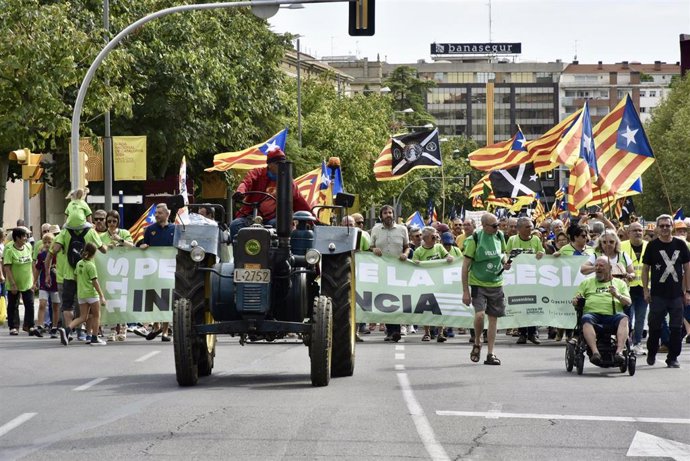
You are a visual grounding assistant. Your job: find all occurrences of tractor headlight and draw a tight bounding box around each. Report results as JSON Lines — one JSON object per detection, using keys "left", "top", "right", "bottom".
{"left": 305, "top": 249, "right": 321, "bottom": 265}
{"left": 190, "top": 245, "right": 206, "bottom": 263}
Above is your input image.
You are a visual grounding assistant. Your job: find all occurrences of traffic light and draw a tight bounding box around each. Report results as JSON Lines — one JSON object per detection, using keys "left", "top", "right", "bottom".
{"left": 349, "top": 0, "right": 375, "bottom": 36}
{"left": 9, "top": 148, "right": 45, "bottom": 198}
{"left": 30, "top": 182, "right": 44, "bottom": 198}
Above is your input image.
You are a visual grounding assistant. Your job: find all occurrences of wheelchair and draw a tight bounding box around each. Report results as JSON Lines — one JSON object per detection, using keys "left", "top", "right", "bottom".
{"left": 564, "top": 299, "right": 636, "bottom": 376}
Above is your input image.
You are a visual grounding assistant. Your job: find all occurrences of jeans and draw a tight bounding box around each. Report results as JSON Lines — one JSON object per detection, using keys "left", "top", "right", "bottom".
{"left": 7, "top": 289, "right": 35, "bottom": 331}
{"left": 624, "top": 292, "right": 648, "bottom": 345}
{"left": 230, "top": 217, "right": 277, "bottom": 241}
{"left": 647, "top": 296, "right": 684, "bottom": 361}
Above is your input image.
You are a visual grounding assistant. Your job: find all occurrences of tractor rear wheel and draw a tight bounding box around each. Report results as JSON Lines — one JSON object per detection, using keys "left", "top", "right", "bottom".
{"left": 310, "top": 296, "right": 332, "bottom": 387}
{"left": 321, "top": 253, "right": 355, "bottom": 377}
{"left": 173, "top": 298, "right": 198, "bottom": 386}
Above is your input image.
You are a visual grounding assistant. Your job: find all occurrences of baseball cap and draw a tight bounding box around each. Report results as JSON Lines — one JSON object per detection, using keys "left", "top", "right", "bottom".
{"left": 441, "top": 231, "right": 455, "bottom": 245}
{"left": 266, "top": 147, "right": 287, "bottom": 164}
{"left": 436, "top": 223, "right": 450, "bottom": 233}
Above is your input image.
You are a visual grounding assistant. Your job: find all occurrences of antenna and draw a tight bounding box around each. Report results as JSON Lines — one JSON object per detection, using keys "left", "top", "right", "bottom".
{"left": 488, "top": 0, "right": 493, "bottom": 43}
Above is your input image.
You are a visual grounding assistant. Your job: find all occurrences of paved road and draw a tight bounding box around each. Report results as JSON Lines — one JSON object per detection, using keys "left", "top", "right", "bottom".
{"left": 1, "top": 329, "right": 689, "bottom": 460}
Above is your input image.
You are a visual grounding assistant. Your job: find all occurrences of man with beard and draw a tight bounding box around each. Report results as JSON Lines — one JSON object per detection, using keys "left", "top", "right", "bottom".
{"left": 370, "top": 205, "right": 409, "bottom": 342}
{"left": 642, "top": 214, "right": 690, "bottom": 368}
{"left": 572, "top": 256, "right": 631, "bottom": 365}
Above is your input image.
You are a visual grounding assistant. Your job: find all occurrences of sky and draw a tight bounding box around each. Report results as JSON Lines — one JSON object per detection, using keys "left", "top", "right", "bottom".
{"left": 269, "top": 0, "right": 690, "bottom": 64}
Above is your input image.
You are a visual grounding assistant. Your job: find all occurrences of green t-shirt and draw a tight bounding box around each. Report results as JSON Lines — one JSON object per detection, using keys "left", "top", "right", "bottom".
{"left": 463, "top": 230, "right": 506, "bottom": 287}
{"left": 3, "top": 242, "right": 34, "bottom": 291}
{"left": 447, "top": 246, "right": 463, "bottom": 258}
{"left": 506, "top": 235, "right": 544, "bottom": 253}
{"left": 576, "top": 277, "right": 630, "bottom": 316}
{"left": 559, "top": 243, "right": 594, "bottom": 256}
{"left": 413, "top": 243, "right": 449, "bottom": 262}
{"left": 358, "top": 230, "right": 371, "bottom": 251}
{"left": 100, "top": 228, "right": 133, "bottom": 247}
{"left": 75, "top": 258, "right": 99, "bottom": 299}
{"left": 64, "top": 199, "right": 92, "bottom": 228}
{"left": 53, "top": 228, "right": 104, "bottom": 281}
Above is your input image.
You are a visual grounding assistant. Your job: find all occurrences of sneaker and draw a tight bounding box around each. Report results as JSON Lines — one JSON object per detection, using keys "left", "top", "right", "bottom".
{"left": 516, "top": 335, "right": 527, "bottom": 344}
{"left": 400, "top": 326, "right": 407, "bottom": 336}
{"left": 84, "top": 335, "right": 92, "bottom": 343}
{"left": 646, "top": 354, "right": 656, "bottom": 366}
{"left": 436, "top": 335, "right": 447, "bottom": 343}
{"left": 445, "top": 328, "right": 455, "bottom": 338}
{"left": 9, "top": 328, "right": 19, "bottom": 336}
{"left": 34, "top": 326, "right": 44, "bottom": 338}
{"left": 146, "top": 329, "right": 162, "bottom": 341}
{"left": 658, "top": 344, "right": 669, "bottom": 353}
{"left": 527, "top": 335, "right": 541, "bottom": 345}
{"left": 391, "top": 332, "right": 402, "bottom": 343}
{"left": 161, "top": 335, "right": 171, "bottom": 342}
{"left": 383, "top": 335, "right": 392, "bottom": 342}
{"left": 665, "top": 359, "right": 680, "bottom": 368}
{"left": 133, "top": 326, "right": 149, "bottom": 337}
{"left": 58, "top": 328, "right": 69, "bottom": 346}
{"left": 408, "top": 327, "right": 417, "bottom": 334}
{"left": 107, "top": 333, "right": 118, "bottom": 342}
{"left": 468, "top": 336, "right": 475, "bottom": 344}
{"left": 50, "top": 328, "right": 58, "bottom": 339}
{"left": 77, "top": 332, "right": 87, "bottom": 341}
{"left": 633, "top": 344, "right": 646, "bottom": 356}
{"left": 116, "top": 333, "right": 127, "bottom": 341}
{"left": 90, "top": 337, "right": 107, "bottom": 346}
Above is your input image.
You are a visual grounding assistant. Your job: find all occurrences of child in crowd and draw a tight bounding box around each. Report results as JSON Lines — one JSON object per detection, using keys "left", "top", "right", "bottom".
{"left": 58, "top": 242, "right": 106, "bottom": 346}
{"left": 64, "top": 188, "right": 93, "bottom": 230}
{"left": 33, "top": 233, "right": 60, "bottom": 337}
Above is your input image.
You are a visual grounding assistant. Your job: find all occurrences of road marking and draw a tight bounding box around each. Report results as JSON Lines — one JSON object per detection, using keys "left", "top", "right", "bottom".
{"left": 397, "top": 373, "right": 450, "bottom": 461}
{"left": 135, "top": 351, "right": 160, "bottom": 362}
{"left": 487, "top": 402, "right": 503, "bottom": 419}
{"left": 73, "top": 378, "right": 108, "bottom": 392}
{"left": 395, "top": 353, "right": 405, "bottom": 360}
{"left": 627, "top": 431, "right": 690, "bottom": 460}
{"left": 395, "top": 345, "right": 405, "bottom": 351}
{"left": 0, "top": 413, "right": 37, "bottom": 438}
{"left": 437, "top": 410, "right": 690, "bottom": 425}
{"left": 395, "top": 364, "right": 405, "bottom": 371}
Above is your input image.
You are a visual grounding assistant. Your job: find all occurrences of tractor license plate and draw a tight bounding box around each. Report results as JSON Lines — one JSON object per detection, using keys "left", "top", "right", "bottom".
{"left": 234, "top": 268, "right": 270, "bottom": 283}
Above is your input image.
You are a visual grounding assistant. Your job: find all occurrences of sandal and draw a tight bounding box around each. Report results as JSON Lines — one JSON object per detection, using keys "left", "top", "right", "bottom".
{"left": 484, "top": 353, "right": 501, "bottom": 365}
{"left": 422, "top": 334, "right": 431, "bottom": 342}
{"left": 470, "top": 344, "right": 481, "bottom": 362}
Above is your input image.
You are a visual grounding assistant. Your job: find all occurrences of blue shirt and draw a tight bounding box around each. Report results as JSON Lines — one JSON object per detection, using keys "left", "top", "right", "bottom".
{"left": 141, "top": 222, "right": 175, "bottom": 247}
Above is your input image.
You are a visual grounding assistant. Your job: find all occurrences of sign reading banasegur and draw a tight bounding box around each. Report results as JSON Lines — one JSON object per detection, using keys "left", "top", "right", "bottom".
{"left": 431, "top": 42, "right": 522, "bottom": 55}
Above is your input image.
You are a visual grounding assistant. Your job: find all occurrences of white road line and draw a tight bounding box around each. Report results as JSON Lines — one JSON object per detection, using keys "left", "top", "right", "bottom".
{"left": 395, "top": 364, "right": 405, "bottom": 371}
{"left": 397, "top": 373, "right": 450, "bottom": 461}
{"left": 487, "top": 402, "right": 503, "bottom": 419}
{"left": 395, "top": 353, "right": 406, "bottom": 360}
{"left": 0, "top": 413, "right": 37, "bottom": 438}
{"left": 73, "top": 377, "right": 108, "bottom": 392}
{"left": 135, "top": 351, "right": 160, "bottom": 362}
{"left": 437, "top": 410, "right": 690, "bottom": 425}
{"left": 395, "top": 345, "right": 405, "bottom": 351}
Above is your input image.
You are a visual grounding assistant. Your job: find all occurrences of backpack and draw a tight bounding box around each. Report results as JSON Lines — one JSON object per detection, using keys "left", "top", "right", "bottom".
{"left": 67, "top": 228, "right": 88, "bottom": 268}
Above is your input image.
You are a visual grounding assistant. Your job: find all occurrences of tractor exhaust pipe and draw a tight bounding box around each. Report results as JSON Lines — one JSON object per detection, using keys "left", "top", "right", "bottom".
{"left": 276, "top": 161, "right": 293, "bottom": 244}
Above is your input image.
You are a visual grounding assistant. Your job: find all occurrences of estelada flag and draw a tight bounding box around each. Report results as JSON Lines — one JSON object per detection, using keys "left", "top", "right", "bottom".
{"left": 206, "top": 128, "right": 287, "bottom": 172}
{"left": 129, "top": 204, "right": 156, "bottom": 244}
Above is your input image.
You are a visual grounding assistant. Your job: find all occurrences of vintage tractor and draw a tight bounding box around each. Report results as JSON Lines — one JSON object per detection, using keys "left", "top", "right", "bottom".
{"left": 172, "top": 161, "right": 358, "bottom": 387}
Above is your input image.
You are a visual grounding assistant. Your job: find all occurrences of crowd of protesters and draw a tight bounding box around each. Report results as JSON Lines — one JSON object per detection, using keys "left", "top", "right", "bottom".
{"left": 355, "top": 205, "right": 690, "bottom": 368}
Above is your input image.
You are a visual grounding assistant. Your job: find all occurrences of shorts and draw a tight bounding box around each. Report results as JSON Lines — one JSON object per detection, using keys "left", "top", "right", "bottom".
{"left": 60, "top": 279, "right": 78, "bottom": 312}
{"left": 470, "top": 286, "right": 506, "bottom": 317}
{"left": 39, "top": 290, "right": 61, "bottom": 303}
{"left": 581, "top": 312, "right": 628, "bottom": 332}
{"left": 78, "top": 297, "right": 100, "bottom": 305}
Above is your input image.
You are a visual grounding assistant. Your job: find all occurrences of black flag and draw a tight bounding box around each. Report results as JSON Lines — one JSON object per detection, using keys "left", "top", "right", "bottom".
{"left": 489, "top": 163, "right": 541, "bottom": 198}
{"left": 390, "top": 129, "right": 442, "bottom": 177}
{"left": 620, "top": 197, "right": 635, "bottom": 222}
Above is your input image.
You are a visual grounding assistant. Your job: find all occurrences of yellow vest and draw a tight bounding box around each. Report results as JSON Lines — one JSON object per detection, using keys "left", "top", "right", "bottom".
{"left": 620, "top": 239, "right": 646, "bottom": 287}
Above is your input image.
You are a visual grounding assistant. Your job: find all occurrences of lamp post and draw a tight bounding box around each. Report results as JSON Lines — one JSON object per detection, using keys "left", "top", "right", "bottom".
{"left": 296, "top": 36, "right": 302, "bottom": 147}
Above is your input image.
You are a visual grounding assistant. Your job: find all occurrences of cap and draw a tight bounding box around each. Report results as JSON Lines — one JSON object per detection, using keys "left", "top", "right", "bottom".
{"left": 49, "top": 224, "right": 60, "bottom": 234}
{"left": 441, "top": 231, "right": 455, "bottom": 245}
{"left": 436, "top": 223, "right": 450, "bottom": 233}
{"left": 674, "top": 220, "right": 687, "bottom": 230}
{"left": 266, "top": 147, "right": 286, "bottom": 164}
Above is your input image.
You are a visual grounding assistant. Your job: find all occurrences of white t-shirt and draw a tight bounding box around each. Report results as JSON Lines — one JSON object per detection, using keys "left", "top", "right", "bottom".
{"left": 587, "top": 251, "right": 633, "bottom": 275}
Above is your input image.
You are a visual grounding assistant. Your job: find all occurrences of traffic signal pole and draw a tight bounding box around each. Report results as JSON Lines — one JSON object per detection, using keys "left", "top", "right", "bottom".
{"left": 69, "top": 0, "right": 350, "bottom": 192}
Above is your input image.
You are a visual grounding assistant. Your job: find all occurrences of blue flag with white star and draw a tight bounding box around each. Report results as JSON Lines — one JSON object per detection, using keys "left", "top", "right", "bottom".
{"left": 616, "top": 97, "right": 654, "bottom": 158}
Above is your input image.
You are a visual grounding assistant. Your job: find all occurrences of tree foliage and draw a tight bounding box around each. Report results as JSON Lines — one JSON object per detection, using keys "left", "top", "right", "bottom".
{"left": 384, "top": 65, "right": 436, "bottom": 127}
{"left": 637, "top": 74, "right": 690, "bottom": 220}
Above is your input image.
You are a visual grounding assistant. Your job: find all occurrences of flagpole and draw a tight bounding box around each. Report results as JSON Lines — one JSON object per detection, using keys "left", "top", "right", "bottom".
{"left": 653, "top": 160, "right": 674, "bottom": 214}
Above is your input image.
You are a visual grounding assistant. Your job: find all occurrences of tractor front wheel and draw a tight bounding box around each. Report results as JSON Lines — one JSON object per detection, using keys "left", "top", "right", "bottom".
{"left": 321, "top": 253, "right": 355, "bottom": 377}
{"left": 310, "top": 296, "right": 332, "bottom": 387}
{"left": 173, "top": 298, "right": 199, "bottom": 386}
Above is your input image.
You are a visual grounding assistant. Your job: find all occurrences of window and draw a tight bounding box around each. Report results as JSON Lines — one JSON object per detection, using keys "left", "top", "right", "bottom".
{"left": 639, "top": 90, "right": 646, "bottom": 97}
{"left": 649, "top": 91, "right": 657, "bottom": 97}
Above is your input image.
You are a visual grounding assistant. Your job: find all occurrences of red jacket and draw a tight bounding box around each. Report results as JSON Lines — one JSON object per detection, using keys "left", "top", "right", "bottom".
{"left": 235, "top": 167, "right": 311, "bottom": 220}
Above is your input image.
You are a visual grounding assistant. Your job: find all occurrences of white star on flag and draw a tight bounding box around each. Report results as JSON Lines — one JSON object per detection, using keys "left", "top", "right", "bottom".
{"left": 583, "top": 134, "right": 593, "bottom": 154}
{"left": 529, "top": 174, "right": 538, "bottom": 182}
{"left": 621, "top": 125, "right": 638, "bottom": 146}
{"left": 264, "top": 139, "right": 279, "bottom": 152}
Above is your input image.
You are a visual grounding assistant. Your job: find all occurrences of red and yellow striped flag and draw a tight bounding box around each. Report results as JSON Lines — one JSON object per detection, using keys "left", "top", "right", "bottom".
{"left": 468, "top": 129, "right": 530, "bottom": 171}
{"left": 527, "top": 109, "right": 582, "bottom": 173}
{"left": 373, "top": 139, "right": 394, "bottom": 181}
{"left": 128, "top": 204, "right": 156, "bottom": 244}
{"left": 294, "top": 167, "right": 322, "bottom": 207}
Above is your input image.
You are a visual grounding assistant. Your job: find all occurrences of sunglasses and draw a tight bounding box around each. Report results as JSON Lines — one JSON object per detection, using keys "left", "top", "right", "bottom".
{"left": 658, "top": 224, "right": 672, "bottom": 228}
{"left": 107, "top": 219, "right": 119, "bottom": 223}
{"left": 94, "top": 217, "right": 105, "bottom": 221}
{"left": 486, "top": 223, "right": 499, "bottom": 228}
{"left": 355, "top": 221, "right": 364, "bottom": 225}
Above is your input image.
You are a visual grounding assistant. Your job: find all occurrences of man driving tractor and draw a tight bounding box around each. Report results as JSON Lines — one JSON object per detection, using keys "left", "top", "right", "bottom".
{"left": 230, "top": 147, "right": 311, "bottom": 240}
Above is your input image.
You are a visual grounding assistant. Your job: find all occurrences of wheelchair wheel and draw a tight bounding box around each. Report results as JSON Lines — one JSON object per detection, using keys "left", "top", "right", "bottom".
{"left": 628, "top": 353, "right": 636, "bottom": 376}
{"left": 619, "top": 360, "right": 628, "bottom": 373}
{"left": 575, "top": 353, "right": 584, "bottom": 375}
{"left": 565, "top": 344, "right": 574, "bottom": 372}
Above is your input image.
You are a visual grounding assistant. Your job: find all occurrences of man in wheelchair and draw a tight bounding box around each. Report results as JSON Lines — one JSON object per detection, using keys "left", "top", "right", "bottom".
{"left": 572, "top": 256, "right": 632, "bottom": 366}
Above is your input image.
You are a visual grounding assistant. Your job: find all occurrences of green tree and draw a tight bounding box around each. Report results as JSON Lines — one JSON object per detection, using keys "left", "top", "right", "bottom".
{"left": 384, "top": 66, "right": 436, "bottom": 128}
{"left": 637, "top": 74, "right": 690, "bottom": 219}
{"left": 0, "top": 0, "right": 134, "bottom": 224}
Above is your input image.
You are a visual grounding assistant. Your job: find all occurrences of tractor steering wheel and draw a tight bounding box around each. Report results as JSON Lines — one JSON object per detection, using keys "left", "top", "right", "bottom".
{"left": 239, "top": 190, "right": 276, "bottom": 207}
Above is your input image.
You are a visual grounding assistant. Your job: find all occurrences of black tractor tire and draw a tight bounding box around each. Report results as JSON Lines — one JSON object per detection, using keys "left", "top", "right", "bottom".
{"left": 628, "top": 354, "right": 636, "bottom": 376}
{"left": 174, "top": 251, "right": 216, "bottom": 380}
{"left": 575, "top": 353, "right": 584, "bottom": 375}
{"left": 310, "top": 296, "right": 332, "bottom": 387}
{"left": 173, "top": 298, "right": 198, "bottom": 386}
{"left": 565, "top": 344, "right": 574, "bottom": 372}
{"left": 321, "top": 253, "right": 355, "bottom": 377}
